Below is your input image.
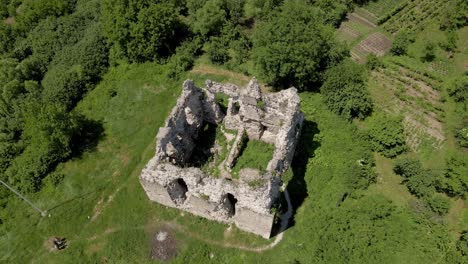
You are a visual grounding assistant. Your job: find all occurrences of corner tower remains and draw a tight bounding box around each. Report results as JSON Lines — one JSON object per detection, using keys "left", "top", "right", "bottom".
{"left": 140, "top": 78, "right": 303, "bottom": 238}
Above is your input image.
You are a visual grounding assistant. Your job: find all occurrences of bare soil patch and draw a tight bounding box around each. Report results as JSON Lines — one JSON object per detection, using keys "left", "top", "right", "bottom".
{"left": 4, "top": 17, "right": 15, "bottom": 25}
{"left": 352, "top": 32, "right": 392, "bottom": 63}
{"left": 150, "top": 226, "right": 178, "bottom": 262}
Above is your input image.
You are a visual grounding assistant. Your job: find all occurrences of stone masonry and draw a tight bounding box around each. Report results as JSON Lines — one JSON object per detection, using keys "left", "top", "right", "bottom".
{"left": 140, "top": 78, "right": 304, "bottom": 238}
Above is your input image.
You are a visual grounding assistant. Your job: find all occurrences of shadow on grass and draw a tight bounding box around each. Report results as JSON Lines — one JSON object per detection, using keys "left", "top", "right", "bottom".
{"left": 46, "top": 188, "right": 104, "bottom": 212}
{"left": 71, "top": 115, "right": 105, "bottom": 158}
{"left": 286, "top": 119, "right": 320, "bottom": 228}
{"left": 269, "top": 119, "right": 320, "bottom": 238}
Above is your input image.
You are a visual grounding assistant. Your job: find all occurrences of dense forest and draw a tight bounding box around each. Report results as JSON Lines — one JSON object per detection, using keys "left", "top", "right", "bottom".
{"left": 0, "top": 0, "right": 466, "bottom": 263}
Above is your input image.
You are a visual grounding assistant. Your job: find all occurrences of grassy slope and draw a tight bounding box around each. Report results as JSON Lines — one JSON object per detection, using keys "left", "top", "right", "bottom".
{"left": 0, "top": 57, "right": 455, "bottom": 262}
{"left": 363, "top": 10, "right": 468, "bottom": 240}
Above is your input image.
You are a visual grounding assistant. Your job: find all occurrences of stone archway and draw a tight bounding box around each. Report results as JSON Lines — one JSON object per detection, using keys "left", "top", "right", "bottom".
{"left": 167, "top": 178, "right": 188, "bottom": 205}
{"left": 216, "top": 193, "right": 238, "bottom": 219}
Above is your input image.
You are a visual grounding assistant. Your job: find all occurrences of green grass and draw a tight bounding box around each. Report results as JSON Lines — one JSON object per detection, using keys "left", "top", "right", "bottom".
{"left": 0, "top": 59, "right": 464, "bottom": 263}
{"left": 366, "top": 154, "right": 415, "bottom": 207}
{"left": 363, "top": 0, "right": 406, "bottom": 19}
{"left": 232, "top": 138, "right": 275, "bottom": 176}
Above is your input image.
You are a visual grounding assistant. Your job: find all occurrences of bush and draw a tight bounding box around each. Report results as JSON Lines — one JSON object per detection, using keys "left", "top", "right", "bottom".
{"left": 345, "top": 152, "right": 377, "bottom": 190}
{"left": 421, "top": 42, "right": 436, "bottom": 62}
{"left": 43, "top": 172, "right": 65, "bottom": 188}
{"left": 436, "top": 154, "right": 468, "bottom": 198}
{"left": 426, "top": 195, "right": 450, "bottom": 216}
{"left": 191, "top": 0, "right": 227, "bottom": 37}
{"left": 447, "top": 76, "right": 468, "bottom": 103}
{"left": 366, "top": 113, "right": 407, "bottom": 158}
{"left": 166, "top": 38, "right": 202, "bottom": 79}
{"left": 207, "top": 37, "right": 229, "bottom": 65}
{"left": 391, "top": 30, "right": 414, "bottom": 56}
{"left": 103, "top": 1, "right": 182, "bottom": 62}
{"left": 252, "top": 1, "right": 347, "bottom": 90}
{"left": 321, "top": 59, "right": 373, "bottom": 119}
{"left": 366, "top": 54, "right": 383, "bottom": 70}
{"left": 394, "top": 158, "right": 422, "bottom": 178}
{"left": 394, "top": 158, "right": 435, "bottom": 198}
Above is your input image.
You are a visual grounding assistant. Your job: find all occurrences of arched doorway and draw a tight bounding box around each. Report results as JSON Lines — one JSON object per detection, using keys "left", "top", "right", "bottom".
{"left": 167, "top": 178, "right": 188, "bottom": 205}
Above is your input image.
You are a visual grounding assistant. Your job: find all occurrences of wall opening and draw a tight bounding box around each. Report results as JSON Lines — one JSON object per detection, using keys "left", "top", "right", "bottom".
{"left": 188, "top": 122, "right": 218, "bottom": 167}
{"left": 167, "top": 178, "right": 188, "bottom": 205}
{"left": 225, "top": 193, "right": 238, "bottom": 217}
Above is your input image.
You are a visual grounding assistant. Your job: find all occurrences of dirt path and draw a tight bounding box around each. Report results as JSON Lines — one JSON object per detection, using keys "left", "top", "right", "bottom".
{"left": 85, "top": 188, "right": 293, "bottom": 253}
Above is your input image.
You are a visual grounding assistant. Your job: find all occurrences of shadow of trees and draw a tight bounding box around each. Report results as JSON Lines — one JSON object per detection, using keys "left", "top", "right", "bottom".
{"left": 70, "top": 115, "right": 105, "bottom": 158}
{"left": 270, "top": 119, "right": 320, "bottom": 237}
{"left": 286, "top": 119, "right": 320, "bottom": 227}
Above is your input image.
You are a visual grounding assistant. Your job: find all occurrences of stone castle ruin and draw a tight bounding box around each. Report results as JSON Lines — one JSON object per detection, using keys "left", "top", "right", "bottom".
{"left": 140, "top": 78, "right": 304, "bottom": 238}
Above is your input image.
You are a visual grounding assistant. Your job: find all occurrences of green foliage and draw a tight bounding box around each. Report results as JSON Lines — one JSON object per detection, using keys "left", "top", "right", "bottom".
{"left": 345, "top": 152, "right": 377, "bottom": 190}
{"left": 366, "top": 53, "right": 383, "bottom": 70}
{"left": 448, "top": 76, "right": 468, "bottom": 103}
{"left": 314, "top": 195, "right": 404, "bottom": 262}
{"left": 0, "top": 23, "right": 14, "bottom": 54}
{"left": 13, "top": 0, "right": 76, "bottom": 34}
{"left": 394, "top": 158, "right": 436, "bottom": 198}
{"left": 440, "top": 0, "right": 468, "bottom": 30}
{"left": 390, "top": 30, "right": 414, "bottom": 56}
{"left": 166, "top": 38, "right": 202, "bottom": 79}
{"left": 456, "top": 231, "right": 468, "bottom": 258}
{"left": 426, "top": 194, "right": 450, "bottom": 216}
{"left": 244, "top": 0, "right": 283, "bottom": 18}
{"left": 5, "top": 102, "right": 76, "bottom": 192}
{"left": 215, "top": 92, "right": 230, "bottom": 113}
{"left": 208, "top": 36, "right": 229, "bottom": 65}
{"left": 313, "top": 0, "right": 350, "bottom": 27}
{"left": 393, "top": 157, "right": 422, "bottom": 178}
{"left": 191, "top": 0, "right": 227, "bottom": 37}
{"left": 321, "top": 59, "right": 373, "bottom": 119}
{"left": 102, "top": 0, "right": 181, "bottom": 62}
{"left": 421, "top": 41, "right": 436, "bottom": 62}
{"left": 43, "top": 171, "right": 65, "bottom": 188}
{"left": 437, "top": 154, "right": 468, "bottom": 198}
{"left": 41, "top": 24, "right": 108, "bottom": 110}
{"left": 232, "top": 138, "right": 275, "bottom": 174}
{"left": 252, "top": 1, "right": 347, "bottom": 90}
{"left": 366, "top": 113, "right": 407, "bottom": 158}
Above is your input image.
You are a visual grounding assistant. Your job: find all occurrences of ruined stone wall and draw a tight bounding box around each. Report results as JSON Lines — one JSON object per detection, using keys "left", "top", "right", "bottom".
{"left": 140, "top": 160, "right": 280, "bottom": 238}
{"left": 140, "top": 78, "right": 303, "bottom": 238}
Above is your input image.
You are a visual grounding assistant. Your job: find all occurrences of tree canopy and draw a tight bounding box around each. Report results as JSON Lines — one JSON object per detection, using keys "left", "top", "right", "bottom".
{"left": 252, "top": 1, "right": 347, "bottom": 90}
{"left": 320, "top": 59, "right": 373, "bottom": 119}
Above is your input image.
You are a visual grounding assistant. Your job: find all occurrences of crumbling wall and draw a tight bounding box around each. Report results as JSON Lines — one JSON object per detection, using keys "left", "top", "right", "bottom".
{"left": 140, "top": 78, "right": 303, "bottom": 239}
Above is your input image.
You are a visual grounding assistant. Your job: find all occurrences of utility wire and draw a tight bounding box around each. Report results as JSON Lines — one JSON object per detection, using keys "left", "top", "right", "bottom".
{"left": 0, "top": 179, "right": 47, "bottom": 217}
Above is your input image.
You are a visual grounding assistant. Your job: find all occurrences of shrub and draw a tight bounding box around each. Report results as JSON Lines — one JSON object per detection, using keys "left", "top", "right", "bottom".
{"left": 43, "top": 172, "right": 65, "bottom": 188}
{"left": 421, "top": 42, "right": 436, "bottom": 62}
{"left": 191, "top": 0, "right": 227, "bottom": 37}
{"left": 426, "top": 195, "right": 450, "bottom": 216}
{"left": 366, "top": 54, "right": 383, "bottom": 70}
{"left": 436, "top": 154, "right": 468, "bottom": 198}
{"left": 390, "top": 30, "right": 414, "bottom": 56}
{"left": 394, "top": 158, "right": 435, "bottom": 198}
{"left": 345, "top": 153, "right": 377, "bottom": 191}
{"left": 321, "top": 59, "right": 373, "bottom": 119}
{"left": 166, "top": 38, "right": 202, "bottom": 79}
{"left": 366, "top": 113, "right": 407, "bottom": 158}
{"left": 394, "top": 158, "right": 422, "bottom": 178}
{"left": 405, "top": 170, "right": 436, "bottom": 198}
{"left": 447, "top": 76, "right": 468, "bottom": 103}
{"left": 208, "top": 37, "right": 229, "bottom": 65}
